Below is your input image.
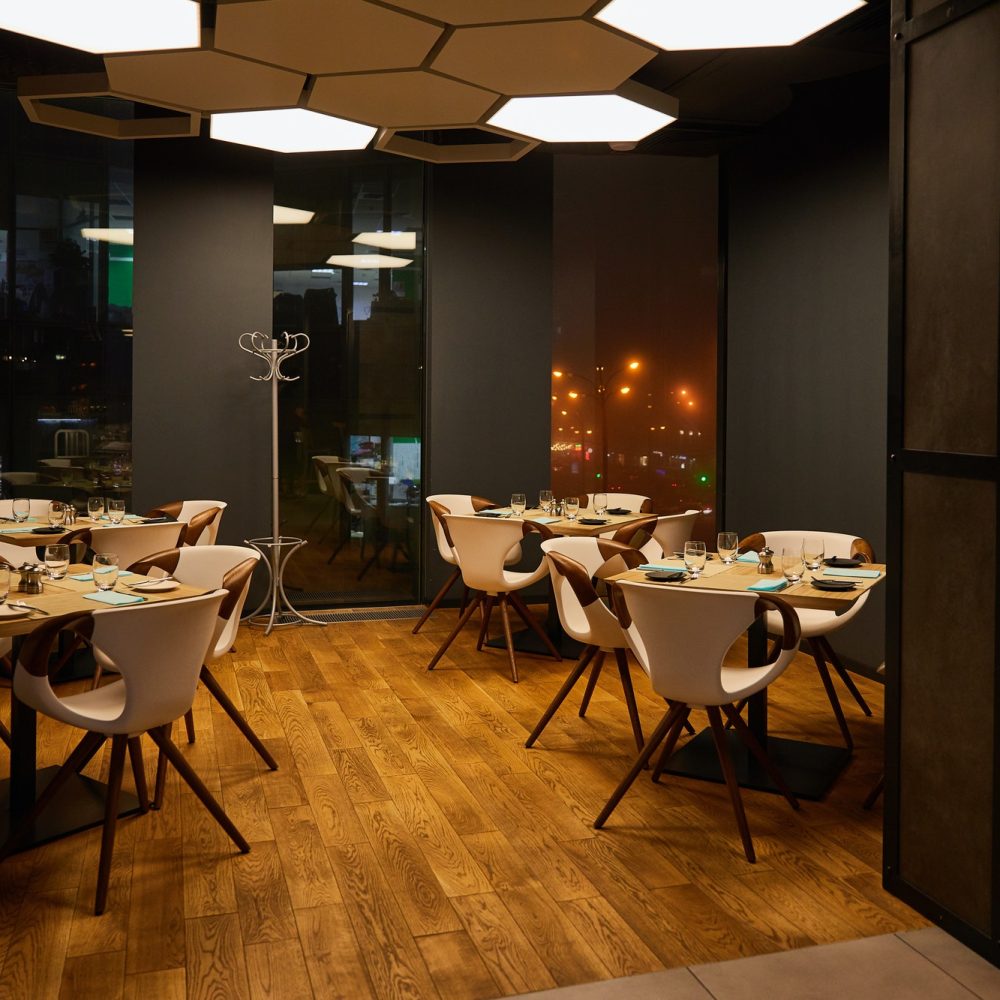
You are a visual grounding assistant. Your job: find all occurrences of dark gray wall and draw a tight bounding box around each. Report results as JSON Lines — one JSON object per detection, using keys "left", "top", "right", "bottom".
{"left": 725, "top": 71, "right": 889, "bottom": 671}
{"left": 423, "top": 156, "right": 554, "bottom": 598}
{"left": 133, "top": 137, "right": 273, "bottom": 550}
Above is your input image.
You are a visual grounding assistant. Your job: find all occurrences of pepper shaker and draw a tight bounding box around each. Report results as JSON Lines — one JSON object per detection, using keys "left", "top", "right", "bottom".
{"left": 757, "top": 546, "right": 775, "bottom": 574}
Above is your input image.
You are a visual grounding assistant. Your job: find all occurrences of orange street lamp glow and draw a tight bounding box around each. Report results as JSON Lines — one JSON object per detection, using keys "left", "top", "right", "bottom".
{"left": 552, "top": 370, "right": 564, "bottom": 378}
{"left": 568, "top": 390, "right": 579, "bottom": 399}
{"left": 560, "top": 410, "right": 567, "bottom": 415}
{"left": 619, "top": 386, "right": 631, "bottom": 395}
{"left": 680, "top": 388, "right": 687, "bottom": 396}
{"left": 628, "top": 361, "right": 640, "bottom": 370}
{"left": 688, "top": 400, "right": 695, "bottom": 407}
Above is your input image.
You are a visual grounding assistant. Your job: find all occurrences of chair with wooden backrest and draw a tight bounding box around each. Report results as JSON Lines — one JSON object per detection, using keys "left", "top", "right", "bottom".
{"left": 144, "top": 500, "right": 227, "bottom": 546}
{"left": 412, "top": 494, "right": 522, "bottom": 635}
{"left": 528, "top": 538, "right": 648, "bottom": 752}
{"left": 325, "top": 466, "right": 375, "bottom": 564}
{"left": 426, "top": 514, "right": 561, "bottom": 683}
{"left": 739, "top": 530, "right": 876, "bottom": 750}
{"left": 127, "top": 546, "right": 274, "bottom": 802}
{"left": 638, "top": 510, "right": 702, "bottom": 562}
{"left": 595, "top": 581, "right": 802, "bottom": 863}
{"left": 1, "top": 592, "right": 249, "bottom": 913}
{"left": 64, "top": 522, "right": 186, "bottom": 570}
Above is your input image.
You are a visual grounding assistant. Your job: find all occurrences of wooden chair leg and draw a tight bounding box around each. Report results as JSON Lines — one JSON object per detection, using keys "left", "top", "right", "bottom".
{"left": 0, "top": 719, "right": 9, "bottom": 749}
{"left": 724, "top": 697, "right": 748, "bottom": 731}
{"left": 721, "top": 703, "right": 799, "bottom": 811}
{"left": 863, "top": 774, "right": 885, "bottom": 810}
{"left": 412, "top": 567, "right": 461, "bottom": 634}
{"left": 127, "top": 736, "right": 149, "bottom": 814}
{"left": 152, "top": 723, "right": 171, "bottom": 810}
{"left": 613, "top": 648, "right": 645, "bottom": 752}
{"left": 94, "top": 735, "right": 128, "bottom": 914}
{"left": 818, "top": 636, "right": 874, "bottom": 716}
{"left": 200, "top": 667, "right": 278, "bottom": 770}
{"left": 183, "top": 709, "right": 196, "bottom": 744}
{"left": 427, "top": 595, "right": 482, "bottom": 671}
{"left": 706, "top": 705, "right": 756, "bottom": 863}
{"left": 594, "top": 702, "right": 686, "bottom": 829}
{"left": 810, "top": 645, "right": 854, "bottom": 750}
{"left": 525, "top": 646, "right": 597, "bottom": 748}
{"left": 578, "top": 652, "right": 606, "bottom": 717}
{"left": 498, "top": 596, "right": 519, "bottom": 683}
{"left": 148, "top": 726, "right": 249, "bottom": 853}
{"left": 475, "top": 596, "right": 496, "bottom": 651}
{"left": 651, "top": 704, "right": 692, "bottom": 783}
{"left": 507, "top": 591, "right": 562, "bottom": 661}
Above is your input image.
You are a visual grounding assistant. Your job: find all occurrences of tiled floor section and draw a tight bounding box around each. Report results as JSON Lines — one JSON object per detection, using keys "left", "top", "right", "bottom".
{"left": 511, "top": 928, "right": 1000, "bottom": 999}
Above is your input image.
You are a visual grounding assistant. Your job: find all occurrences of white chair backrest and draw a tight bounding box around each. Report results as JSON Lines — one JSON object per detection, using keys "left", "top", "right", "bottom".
{"left": 91, "top": 522, "right": 185, "bottom": 568}
{"left": 15, "top": 591, "right": 225, "bottom": 735}
{"left": 586, "top": 492, "right": 651, "bottom": 512}
{"left": 539, "top": 535, "right": 628, "bottom": 578}
{"left": 425, "top": 494, "right": 482, "bottom": 562}
{"left": 615, "top": 581, "right": 799, "bottom": 707}
{"left": 312, "top": 455, "right": 341, "bottom": 497}
{"left": 641, "top": 509, "right": 701, "bottom": 561}
{"left": 542, "top": 545, "right": 626, "bottom": 648}
{"left": 445, "top": 514, "right": 546, "bottom": 593}
{"left": 0, "top": 498, "right": 52, "bottom": 519}
{"left": 757, "top": 530, "right": 867, "bottom": 561}
{"left": 175, "top": 501, "right": 228, "bottom": 545}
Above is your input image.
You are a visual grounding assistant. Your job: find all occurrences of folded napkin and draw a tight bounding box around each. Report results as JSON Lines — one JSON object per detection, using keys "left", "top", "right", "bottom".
{"left": 606, "top": 507, "right": 631, "bottom": 516}
{"left": 83, "top": 590, "right": 145, "bottom": 606}
{"left": 70, "top": 570, "right": 133, "bottom": 582}
{"left": 747, "top": 578, "right": 788, "bottom": 592}
{"left": 639, "top": 563, "right": 686, "bottom": 572}
{"left": 534, "top": 517, "right": 562, "bottom": 524}
{"left": 737, "top": 551, "right": 760, "bottom": 563}
{"left": 1, "top": 525, "right": 39, "bottom": 533}
{"left": 475, "top": 510, "right": 505, "bottom": 518}
{"left": 823, "top": 567, "right": 881, "bottom": 579}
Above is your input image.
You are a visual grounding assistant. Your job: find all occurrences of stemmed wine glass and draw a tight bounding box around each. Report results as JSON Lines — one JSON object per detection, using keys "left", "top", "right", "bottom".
{"left": 683, "top": 540, "right": 707, "bottom": 578}
{"left": 510, "top": 493, "right": 526, "bottom": 517}
{"left": 717, "top": 531, "right": 739, "bottom": 565}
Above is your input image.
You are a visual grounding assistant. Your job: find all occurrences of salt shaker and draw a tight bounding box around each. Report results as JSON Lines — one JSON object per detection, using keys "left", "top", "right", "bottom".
{"left": 757, "top": 546, "right": 775, "bottom": 574}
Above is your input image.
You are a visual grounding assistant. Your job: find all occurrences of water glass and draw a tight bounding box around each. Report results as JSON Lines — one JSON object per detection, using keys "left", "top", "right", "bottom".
{"left": 44, "top": 543, "right": 70, "bottom": 580}
{"left": 803, "top": 538, "right": 825, "bottom": 572}
{"left": 11, "top": 498, "right": 30, "bottom": 523}
{"left": 47, "top": 500, "right": 66, "bottom": 527}
{"left": 781, "top": 546, "right": 805, "bottom": 583}
{"left": 510, "top": 493, "right": 526, "bottom": 517}
{"left": 593, "top": 492, "right": 608, "bottom": 516}
{"left": 717, "top": 531, "right": 739, "bottom": 565}
{"left": 538, "top": 490, "right": 553, "bottom": 514}
{"left": 87, "top": 496, "right": 106, "bottom": 520}
{"left": 0, "top": 565, "right": 9, "bottom": 605}
{"left": 94, "top": 553, "right": 119, "bottom": 591}
{"left": 563, "top": 497, "right": 579, "bottom": 520}
{"left": 108, "top": 499, "right": 126, "bottom": 525}
{"left": 683, "top": 540, "right": 708, "bottom": 578}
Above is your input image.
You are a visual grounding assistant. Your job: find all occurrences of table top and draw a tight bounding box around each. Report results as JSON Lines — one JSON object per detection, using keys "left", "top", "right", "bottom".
{"left": 0, "top": 515, "right": 154, "bottom": 547}
{"left": 0, "top": 564, "right": 208, "bottom": 638}
{"left": 483, "top": 508, "right": 651, "bottom": 538}
{"left": 611, "top": 557, "right": 887, "bottom": 612}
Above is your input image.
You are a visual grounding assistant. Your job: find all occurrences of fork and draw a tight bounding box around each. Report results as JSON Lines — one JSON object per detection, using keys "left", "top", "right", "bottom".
{"left": 8, "top": 601, "right": 50, "bottom": 615}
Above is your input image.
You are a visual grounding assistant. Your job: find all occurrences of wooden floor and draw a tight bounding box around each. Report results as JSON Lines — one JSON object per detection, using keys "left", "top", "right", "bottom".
{"left": 0, "top": 607, "right": 923, "bottom": 1000}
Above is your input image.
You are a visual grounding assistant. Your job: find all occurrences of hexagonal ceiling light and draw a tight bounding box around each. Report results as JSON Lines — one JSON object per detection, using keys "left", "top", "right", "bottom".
{"left": 211, "top": 108, "right": 377, "bottom": 153}
{"left": 0, "top": 0, "right": 200, "bottom": 54}
{"left": 595, "top": 0, "right": 867, "bottom": 50}
{"left": 488, "top": 81, "right": 677, "bottom": 144}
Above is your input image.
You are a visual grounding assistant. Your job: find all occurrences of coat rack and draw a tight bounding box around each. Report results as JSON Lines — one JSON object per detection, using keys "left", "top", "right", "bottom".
{"left": 239, "top": 331, "right": 326, "bottom": 635}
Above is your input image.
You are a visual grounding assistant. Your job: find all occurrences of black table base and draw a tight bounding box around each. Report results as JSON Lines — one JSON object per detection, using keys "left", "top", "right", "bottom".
{"left": 661, "top": 729, "right": 851, "bottom": 801}
{"left": 0, "top": 767, "right": 141, "bottom": 852}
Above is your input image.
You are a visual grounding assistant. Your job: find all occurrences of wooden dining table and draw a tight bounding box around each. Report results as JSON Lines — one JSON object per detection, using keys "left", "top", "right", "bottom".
{"left": 609, "top": 556, "right": 887, "bottom": 799}
{"left": 0, "top": 564, "right": 208, "bottom": 849}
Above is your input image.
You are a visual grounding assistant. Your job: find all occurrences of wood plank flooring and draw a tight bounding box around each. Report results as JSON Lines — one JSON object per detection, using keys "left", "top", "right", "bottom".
{"left": 0, "top": 607, "right": 923, "bottom": 999}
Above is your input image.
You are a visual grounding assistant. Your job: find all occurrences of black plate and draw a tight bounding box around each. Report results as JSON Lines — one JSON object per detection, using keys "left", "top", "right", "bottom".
{"left": 606, "top": 507, "right": 632, "bottom": 516}
{"left": 645, "top": 571, "right": 687, "bottom": 582}
{"left": 579, "top": 518, "right": 609, "bottom": 525}
{"left": 811, "top": 578, "right": 856, "bottom": 591}
{"left": 823, "top": 557, "right": 863, "bottom": 568}
{"left": 33, "top": 525, "right": 66, "bottom": 534}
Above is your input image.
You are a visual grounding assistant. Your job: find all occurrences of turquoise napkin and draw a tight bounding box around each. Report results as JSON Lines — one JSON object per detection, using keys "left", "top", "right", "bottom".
{"left": 824, "top": 567, "right": 881, "bottom": 579}
{"left": 747, "top": 578, "right": 788, "bottom": 592}
{"left": 1, "top": 526, "right": 38, "bottom": 533}
{"left": 83, "top": 590, "right": 145, "bottom": 606}
{"left": 535, "top": 517, "right": 562, "bottom": 524}
{"left": 638, "top": 563, "right": 686, "bottom": 572}
{"left": 70, "top": 570, "right": 133, "bottom": 582}
{"left": 737, "top": 551, "right": 760, "bottom": 563}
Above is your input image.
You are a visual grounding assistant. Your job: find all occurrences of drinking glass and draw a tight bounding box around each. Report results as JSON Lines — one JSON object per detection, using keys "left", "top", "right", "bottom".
{"left": 563, "top": 497, "right": 579, "bottom": 520}
{"left": 87, "top": 496, "right": 106, "bottom": 520}
{"left": 0, "top": 565, "right": 9, "bottom": 605}
{"left": 510, "top": 493, "right": 526, "bottom": 517}
{"left": 94, "top": 553, "right": 119, "bottom": 591}
{"left": 593, "top": 492, "right": 608, "bottom": 516}
{"left": 717, "top": 531, "right": 739, "bottom": 565}
{"left": 108, "top": 499, "right": 126, "bottom": 525}
{"left": 781, "top": 546, "right": 805, "bottom": 583}
{"left": 538, "top": 490, "right": 553, "bottom": 514}
{"left": 11, "top": 498, "right": 30, "bottom": 523}
{"left": 683, "top": 540, "right": 708, "bottom": 578}
{"left": 44, "top": 543, "right": 70, "bottom": 580}
{"left": 47, "top": 500, "right": 66, "bottom": 527}
{"left": 802, "top": 537, "right": 825, "bottom": 573}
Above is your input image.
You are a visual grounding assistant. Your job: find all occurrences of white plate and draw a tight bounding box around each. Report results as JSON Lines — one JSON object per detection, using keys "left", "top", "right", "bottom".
{"left": 128, "top": 579, "right": 179, "bottom": 592}
{"left": 0, "top": 604, "right": 33, "bottom": 619}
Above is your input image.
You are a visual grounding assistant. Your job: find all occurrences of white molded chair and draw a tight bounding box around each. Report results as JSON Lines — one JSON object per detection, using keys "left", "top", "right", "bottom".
{"left": 582, "top": 492, "right": 652, "bottom": 513}
{"left": 306, "top": 455, "right": 341, "bottom": 537}
{"left": 595, "top": 581, "right": 802, "bottom": 863}
{"left": 412, "top": 494, "right": 522, "bottom": 634}
{"left": 144, "top": 500, "right": 228, "bottom": 545}
{"left": 739, "top": 530, "right": 876, "bottom": 749}
{"left": 2, "top": 592, "right": 249, "bottom": 913}
{"left": 64, "top": 522, "right": 186, "bottom": 569}
{"left": 527, "top": 538, "right": 648, "bottom": 752}
{"left": 639, "top": 510, "right": 701, "bottom": 562}
{"left": 427, "top": 514, "right": 560, "bottom": 682}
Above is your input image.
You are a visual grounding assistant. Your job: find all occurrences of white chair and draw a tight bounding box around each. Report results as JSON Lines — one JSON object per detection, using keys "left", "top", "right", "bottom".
{"left": 127, "top": 545, "right": 274, "bottom": 799}
{"left": 305, "top": 455, "right": 341, "bottom": 537}
{"left": 0, "top": 499, "right": 57, "bottom": 570}
{"left": 582, "top": 492, "right": 652, "bottom": 513}
{"left": 412, "top": 494, "right": 522, "bottom": 634}
{"left": 594, "top": 581, "right": 802, "bottom": 863}
{"left": 54, "top": 428, "right": 89, "bottom": 458}
{"left": 427, "top": 514, "right": 560, "bottom": 682}
{"left": 638, "top": 510, "right": 702, "bottom": 562}
{"left": 325, "top": 467, "right": 374, "bottom": 564}
{"left": 65, "top": 522, "right": 186, "bottom": 569}
{"left": 144, "top": 500, "right": 228, "bottom": 545}
{"left": 2, "top": 592, "right": 249, "bottom": 913}
{"left": 527, "top": 538, "right": 648, "bottom": 752}
{"left": 739, "top": 530, "right": 876, "bottom": 749}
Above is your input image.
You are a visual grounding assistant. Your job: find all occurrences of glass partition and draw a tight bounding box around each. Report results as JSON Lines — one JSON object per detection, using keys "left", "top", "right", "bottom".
{"left": 274, "top": 156, "right": 424, "bottom": 606}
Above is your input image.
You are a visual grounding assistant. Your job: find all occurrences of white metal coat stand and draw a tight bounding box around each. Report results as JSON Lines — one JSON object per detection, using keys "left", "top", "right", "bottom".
{"left": 239, "top": 331, "right": 327, "bottom": 635}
